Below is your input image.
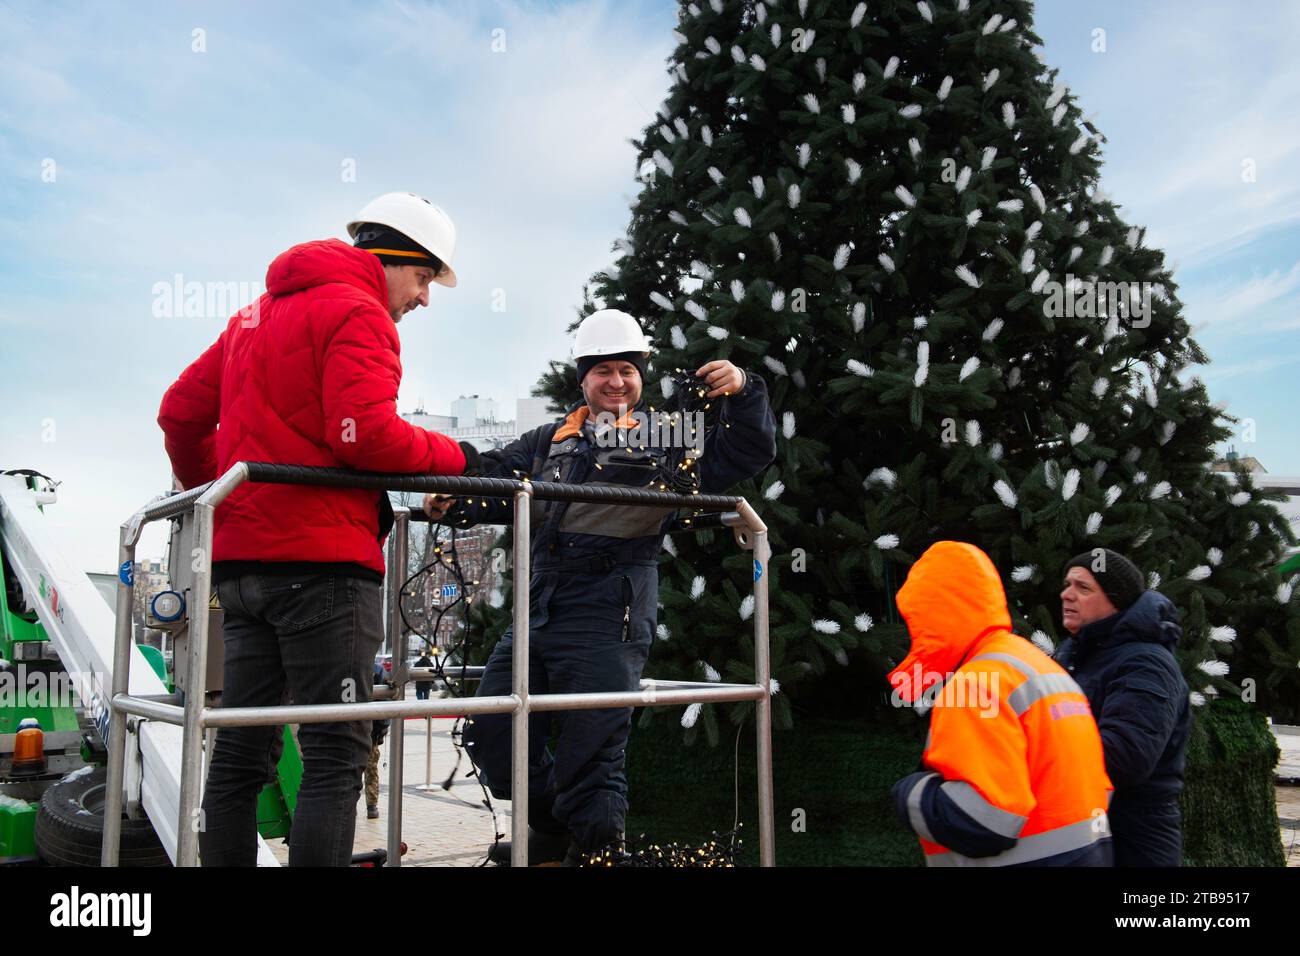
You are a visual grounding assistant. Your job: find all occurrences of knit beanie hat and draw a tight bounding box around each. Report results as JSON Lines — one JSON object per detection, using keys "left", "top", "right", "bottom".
{"left": 1065, "top": 549, "right": 1145, "bottom": 611}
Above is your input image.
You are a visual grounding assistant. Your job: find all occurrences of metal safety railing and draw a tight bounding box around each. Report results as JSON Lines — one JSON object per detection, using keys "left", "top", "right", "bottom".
{"left": 102, "top": 462, "right": 774, "bottom": 868}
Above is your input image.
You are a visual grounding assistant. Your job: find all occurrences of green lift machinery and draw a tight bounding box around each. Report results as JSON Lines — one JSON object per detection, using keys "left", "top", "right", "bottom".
{"left": 0, "top": 471, "right": 301, "bottom": 865}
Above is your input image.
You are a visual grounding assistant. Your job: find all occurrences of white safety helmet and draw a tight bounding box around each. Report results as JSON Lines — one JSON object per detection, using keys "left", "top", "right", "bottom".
{"left": 347, "top": 192, "right": 459, "bottom": 288}
{"left": 574, "top": 309, "right": 653, "bottom": 358}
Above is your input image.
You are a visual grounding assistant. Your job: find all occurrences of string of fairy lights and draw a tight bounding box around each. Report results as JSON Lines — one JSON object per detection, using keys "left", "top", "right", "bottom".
{"left": 390, "top": 367, "right": 744, "bottom": 865}
{"left": 582, "top": 828, "right": 741, "bottom": 867}
{"left": 637, "top": 365, "right": 722, "bottom": 496}
{"left": 581, "top": 723, "right": 745, "bottom": 867}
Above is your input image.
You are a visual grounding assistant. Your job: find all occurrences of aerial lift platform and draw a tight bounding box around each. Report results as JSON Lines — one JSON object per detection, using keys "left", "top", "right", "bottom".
{"left": 0, "top": 471, "right": 281, "bottom": 865}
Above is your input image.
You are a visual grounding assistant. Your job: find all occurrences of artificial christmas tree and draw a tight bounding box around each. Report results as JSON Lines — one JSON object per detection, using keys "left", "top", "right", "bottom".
{"left": 478, "top": 0, "right": 1300, "bottom": 741}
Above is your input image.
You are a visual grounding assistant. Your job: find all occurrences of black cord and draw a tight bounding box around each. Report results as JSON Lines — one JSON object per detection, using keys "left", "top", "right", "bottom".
{"left": 732, "top": 720, "right": 743, "bottom": 848}
{"left": 649, "top": 367, "right": 719, "bottom": 496}
{"left": 396, "top": 514, "right": 502, "bottom": 866}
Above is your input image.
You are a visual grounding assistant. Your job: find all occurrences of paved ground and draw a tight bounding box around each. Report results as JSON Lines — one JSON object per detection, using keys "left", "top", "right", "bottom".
{"left": 1273, "top": 723, "right": 1300, "bottom": 867}
{"left": 268, "top": 717, "right": 1300, "bottom": 867}
{"left": 267, "top": 716, "right": 507, "bottom": 867}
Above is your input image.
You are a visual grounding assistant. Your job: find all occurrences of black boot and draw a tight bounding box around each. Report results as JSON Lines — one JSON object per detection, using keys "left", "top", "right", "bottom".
{"left": 487, "top": 827, "right": 572, "bottom": 866}
{"left": 561, "top": 841, "right": 588, "bottom": 867}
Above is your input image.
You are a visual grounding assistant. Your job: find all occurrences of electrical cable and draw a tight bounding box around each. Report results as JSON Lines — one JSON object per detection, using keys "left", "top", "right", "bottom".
{"left": 395, "top": 505, "right": 503, "bottom": 865}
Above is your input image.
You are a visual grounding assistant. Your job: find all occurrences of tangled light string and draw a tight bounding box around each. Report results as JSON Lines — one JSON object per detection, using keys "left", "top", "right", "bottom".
{"left": 398, "top": 518, "right": 506, "bottom": 866}
{"left": 581, "top": 828, "right": 742, "bottom": 867}
{"left": 643, "top": 366, "right": 721, "bottom": 497}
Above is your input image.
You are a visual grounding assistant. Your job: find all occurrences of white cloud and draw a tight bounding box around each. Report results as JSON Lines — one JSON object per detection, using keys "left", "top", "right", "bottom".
{"left": 0, "top": 0, "right": 676, "bottom": 572}
{"left": 1041, "top": 2, "right": 1300, "bottom": 269}
{"left": 1184, "top": 260, "right": 1300, "bottom": 329}
{"left": 1200, "top": 353, "right": 1300, "bottom": 382}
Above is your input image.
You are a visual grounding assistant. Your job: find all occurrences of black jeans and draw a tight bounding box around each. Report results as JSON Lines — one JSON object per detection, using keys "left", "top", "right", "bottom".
{"left": 200, "top": 572, "right": 383, "bottom": 866}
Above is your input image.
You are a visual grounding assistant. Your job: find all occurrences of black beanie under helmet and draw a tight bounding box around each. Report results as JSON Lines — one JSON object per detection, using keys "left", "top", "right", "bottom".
{"left": 576, "top": 351, "right": 648, "bottom": 383}
{"left": 352, "top": 223, "right": 445, "bottom": 273}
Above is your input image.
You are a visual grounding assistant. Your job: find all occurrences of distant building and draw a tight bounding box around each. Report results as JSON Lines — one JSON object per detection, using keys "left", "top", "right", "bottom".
{"left": 410, "top": 524, "right": 499, "bottom": 654}
{"left": 1210, "top": 452, "right": 1299, "bottom": 562}
{"left": 450, "top": 394, "right": 499, "bottom": 427}
{"left": 1211, "top": 447, "right": 1267, "bottom": 474}
{"left": 518, "top": 396, "right": 561, "bottom": 433}
{"left": 445, "top": 422, "right": 518, "bottom": 451}
{"left": 404, "top": 406, "right": 457, "bottom": 433}
{"left": 402, "top": 395, "right": 563, "bottom": 452}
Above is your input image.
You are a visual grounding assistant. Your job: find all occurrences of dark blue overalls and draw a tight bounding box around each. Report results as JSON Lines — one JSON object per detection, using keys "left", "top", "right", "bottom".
{"left": 453, "top": 373, "right": 776, "bottom": 851}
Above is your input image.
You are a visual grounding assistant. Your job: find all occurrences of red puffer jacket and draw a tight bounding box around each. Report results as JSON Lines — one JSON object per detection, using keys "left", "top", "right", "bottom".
{"left": 157, "top": 239, "right": 466, "bottom": 575}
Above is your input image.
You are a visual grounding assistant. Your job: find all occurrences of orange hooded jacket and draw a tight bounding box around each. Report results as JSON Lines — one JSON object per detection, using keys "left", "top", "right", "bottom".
{"left": 888, "top": 541, "right": 1114, "bottom": 867}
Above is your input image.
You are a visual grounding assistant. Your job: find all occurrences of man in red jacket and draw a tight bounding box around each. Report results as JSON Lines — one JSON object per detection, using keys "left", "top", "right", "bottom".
{"left": 158, "top": 192, "right": 477, "bottom": 866}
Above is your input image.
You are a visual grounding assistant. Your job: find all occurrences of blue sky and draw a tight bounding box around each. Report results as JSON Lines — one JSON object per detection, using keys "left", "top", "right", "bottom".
{"left": 1, "top": 0, "right": 1297, "bottom": 572}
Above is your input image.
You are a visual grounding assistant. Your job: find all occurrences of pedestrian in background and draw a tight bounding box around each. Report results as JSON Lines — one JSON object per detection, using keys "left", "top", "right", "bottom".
{"left": 1056, "top": 549, "right": 1191, "bottom": 866}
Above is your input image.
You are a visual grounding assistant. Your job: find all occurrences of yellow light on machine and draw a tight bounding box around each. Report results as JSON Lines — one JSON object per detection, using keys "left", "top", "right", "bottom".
{"left": 12, "top": 717, "right": 46, "bottom": 776}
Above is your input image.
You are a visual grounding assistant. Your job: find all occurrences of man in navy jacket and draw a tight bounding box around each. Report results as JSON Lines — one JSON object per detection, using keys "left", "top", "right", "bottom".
{"left": 1055, "top": 549, "right": 1192, "bottom": 866}
{"left": 425, "top": 310, "right": 777, "bottom": 864}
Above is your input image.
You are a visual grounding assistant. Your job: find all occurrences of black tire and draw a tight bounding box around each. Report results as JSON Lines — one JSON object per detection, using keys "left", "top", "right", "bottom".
{"left": 34, "top": 767, "right": 171, "bottom": 867}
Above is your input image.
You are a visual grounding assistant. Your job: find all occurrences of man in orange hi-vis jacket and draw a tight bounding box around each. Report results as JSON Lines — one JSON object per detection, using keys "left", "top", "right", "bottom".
{"left": 889, "top": 541, "right": 1114, "bottom": 867}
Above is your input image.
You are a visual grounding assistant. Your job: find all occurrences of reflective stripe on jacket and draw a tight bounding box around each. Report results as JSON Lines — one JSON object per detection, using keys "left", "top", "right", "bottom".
{"left": 889, "top": 542, "right": 1114, "bottom": 867}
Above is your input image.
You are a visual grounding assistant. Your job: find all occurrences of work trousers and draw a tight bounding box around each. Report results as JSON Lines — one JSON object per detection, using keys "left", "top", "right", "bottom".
{"left": 464, "top": 563, "right": 655, "bottom": 851}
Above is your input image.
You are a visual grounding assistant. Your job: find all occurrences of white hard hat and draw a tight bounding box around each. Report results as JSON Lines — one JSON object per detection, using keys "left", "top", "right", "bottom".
{"left": 347, "top": 192, "right": 459, "bottom": 288}
{"left": 574, "top": 309, "right": 652, "bottom": 358}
